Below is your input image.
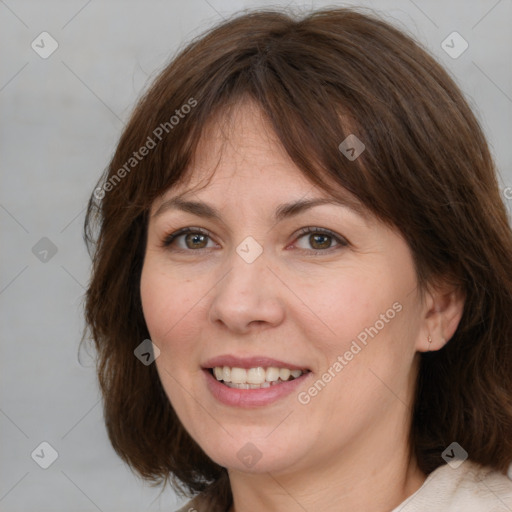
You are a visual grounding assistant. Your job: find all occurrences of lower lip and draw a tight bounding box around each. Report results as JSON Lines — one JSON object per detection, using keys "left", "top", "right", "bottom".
{"left": 203, "top": 369, "right": 311, "bottom": 408}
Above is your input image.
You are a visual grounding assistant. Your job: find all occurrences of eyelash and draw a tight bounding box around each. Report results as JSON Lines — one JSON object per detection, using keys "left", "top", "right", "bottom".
{"left": 161, "top": 226, "right": 349, "bottom": 255}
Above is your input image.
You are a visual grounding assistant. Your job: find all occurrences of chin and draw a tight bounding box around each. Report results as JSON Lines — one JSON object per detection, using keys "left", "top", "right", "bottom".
{"left": 195, "top": 429, "right": 305, "bottom": 474}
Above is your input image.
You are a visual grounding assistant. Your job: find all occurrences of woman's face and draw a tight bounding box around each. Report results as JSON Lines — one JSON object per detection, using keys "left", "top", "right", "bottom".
{"left": 140, "top": 101, "right": 429, "bottom": 475}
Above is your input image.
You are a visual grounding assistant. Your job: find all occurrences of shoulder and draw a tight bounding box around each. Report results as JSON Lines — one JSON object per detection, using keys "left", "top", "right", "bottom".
{"left": 174, "top": 498, "right": 201, "bottom": 512}
{"left": 394, "top": 460, "right": 512, "bottom": 511}
{"left": 173, "top": 474, "right": 231, "bottom": 512}
{"left": 174, "top": 492, "right": 228, "bottom": 512}
{"left": 174, "top": 494, "right": 209, "bottom": 512}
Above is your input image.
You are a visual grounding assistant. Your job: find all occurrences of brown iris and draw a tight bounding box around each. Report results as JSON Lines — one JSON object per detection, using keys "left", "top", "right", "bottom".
{"left": 309, "top": 233, "right": 332, "bottom": 250}
{"left": 185, "top": 232, "right": 208, "bottom": 249}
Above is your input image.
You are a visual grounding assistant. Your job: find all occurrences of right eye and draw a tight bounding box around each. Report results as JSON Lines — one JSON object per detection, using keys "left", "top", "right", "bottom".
{"left": 162, "top": 227, "right": 217, "bottom": 251}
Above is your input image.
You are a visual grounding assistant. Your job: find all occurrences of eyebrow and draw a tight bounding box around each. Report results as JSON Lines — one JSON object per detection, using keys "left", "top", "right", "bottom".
{"left": 153, "top": 195, "right": 368, "bottom": 222}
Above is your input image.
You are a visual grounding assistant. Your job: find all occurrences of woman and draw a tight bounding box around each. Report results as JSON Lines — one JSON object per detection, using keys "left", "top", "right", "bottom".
{"left": 83, "top": 7, "right": 512, "bottom": 511}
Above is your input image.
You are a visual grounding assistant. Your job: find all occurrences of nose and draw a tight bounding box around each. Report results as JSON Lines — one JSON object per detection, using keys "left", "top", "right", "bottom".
{"left": 208, "top": 247, "right": 286, "bottom": 334}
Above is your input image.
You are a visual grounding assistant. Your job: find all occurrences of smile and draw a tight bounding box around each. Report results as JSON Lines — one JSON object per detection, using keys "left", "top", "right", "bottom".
{"left": 210, "top": 366, "right": 309, "bottom": 389}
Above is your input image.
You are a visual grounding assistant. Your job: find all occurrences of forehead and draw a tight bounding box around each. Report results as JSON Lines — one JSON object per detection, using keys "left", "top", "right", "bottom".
{"left": 187, "top": 101, "right": 309, "bottom": 187}
{"left": 157, "top": 100, "right": 330, "bottom": 202}
{"left": 151, "top": 99, "right": 373, "bottom": 225}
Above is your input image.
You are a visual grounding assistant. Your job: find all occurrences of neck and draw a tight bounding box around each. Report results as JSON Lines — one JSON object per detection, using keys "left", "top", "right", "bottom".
{"left": 227, "top": 414, "right": 426, "bottom": 512}
{"left": 228, "top": 453, "right": 425, "bottom": 512}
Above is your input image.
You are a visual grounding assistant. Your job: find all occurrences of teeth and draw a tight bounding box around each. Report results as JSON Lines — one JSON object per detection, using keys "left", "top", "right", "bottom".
{"left": 279, "top": 368, "right": 291, "bottom": 381}
{"left": 266, "top": 367, "right": 280, "bottom": 382}
{"left": 224, "top": 381, "right": 274, "bottom": 389}
{"left": 211, "top": 366, "right": 307, "bottom": 386}
{"left": 247, "top": 367, "right": 266, "bottom": 384}
{"left": 222, "top": 366, "right": 231, "bottom": 383}
{"left": 230, "top": 367, "right": 247, "bottom": 384}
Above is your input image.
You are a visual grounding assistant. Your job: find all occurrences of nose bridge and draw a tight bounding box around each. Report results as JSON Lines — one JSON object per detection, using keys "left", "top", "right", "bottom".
{"left": 217, "top": 237, "right": 269, "bottom": 303}
{"left": 208, "top": 237, "right": 285, "bottom": 331}
{"left": 222, "top": 234, "right": 268, "bottom": 286}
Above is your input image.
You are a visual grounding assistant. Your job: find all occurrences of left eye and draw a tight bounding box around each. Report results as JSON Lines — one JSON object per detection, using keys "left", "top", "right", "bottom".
{"left": 294, "top": 228, "right": 348, "bottom": 252}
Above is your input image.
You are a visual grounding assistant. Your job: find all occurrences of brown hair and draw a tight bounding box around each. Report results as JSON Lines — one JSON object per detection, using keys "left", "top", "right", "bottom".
{"left": 83, "top": 5, "right": 512, "bottom": 505}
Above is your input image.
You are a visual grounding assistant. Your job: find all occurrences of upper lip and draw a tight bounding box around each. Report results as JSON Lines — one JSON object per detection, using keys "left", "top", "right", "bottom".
{"left": 202, "top": 355, "right": 310, "bottom": 371}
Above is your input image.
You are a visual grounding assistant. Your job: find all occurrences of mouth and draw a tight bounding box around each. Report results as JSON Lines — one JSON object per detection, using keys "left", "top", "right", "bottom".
{"left": 201, "top": 355, "right": 313, "bottom": 407}
{"left": 207, "top": 366, "right": 311, "bottom": 389}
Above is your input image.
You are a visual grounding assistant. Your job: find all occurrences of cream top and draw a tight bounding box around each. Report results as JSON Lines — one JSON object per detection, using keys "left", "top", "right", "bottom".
{"left": 176, "top": 460, "right": 512, "bottom": 511}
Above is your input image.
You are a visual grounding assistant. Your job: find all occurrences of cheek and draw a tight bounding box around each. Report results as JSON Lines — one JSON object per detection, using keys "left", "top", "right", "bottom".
{"left": 140, "top": 259, "right": 211, "bottom": 373}
{"left": 140, "top": 262, "right": 189, "bottom": 347}
{"left": 140, "top": 261, "right": 212, "bottom": 439}
{"left": 140, "top": 265, "right": 169, "bottom": 339}
{"left": 307, "top": 261, "right": 417, "bottom": 372}
{"left": 301, "top": 271, "right": 389, "bottom": 351}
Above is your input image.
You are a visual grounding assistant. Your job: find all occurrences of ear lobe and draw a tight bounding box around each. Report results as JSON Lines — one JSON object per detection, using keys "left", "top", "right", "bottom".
{"left": 418, "top": 284, "right": 465, "bottom": 352}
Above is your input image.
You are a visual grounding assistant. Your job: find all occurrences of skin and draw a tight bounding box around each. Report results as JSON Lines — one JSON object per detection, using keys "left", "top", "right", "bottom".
{"left": 140, "top": 100, "right": 465, "bottom": 512}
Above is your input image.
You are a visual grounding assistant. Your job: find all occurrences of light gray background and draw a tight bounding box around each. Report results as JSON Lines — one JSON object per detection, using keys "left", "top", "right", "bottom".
{"left": 1, "top": 0, "right": 511, "bottom": 510}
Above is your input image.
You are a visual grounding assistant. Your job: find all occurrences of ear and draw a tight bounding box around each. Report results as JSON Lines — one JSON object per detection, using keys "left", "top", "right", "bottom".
{"left": 416, "top": 280, "right": 465, "bottom": 353}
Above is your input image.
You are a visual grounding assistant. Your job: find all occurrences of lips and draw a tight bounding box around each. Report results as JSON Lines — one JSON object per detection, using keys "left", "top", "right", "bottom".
{"left": 201, "top": 355, "right": 312, "bottom": 407}
{"left": 202, "top": 355, "right": 310, "bottom": 371}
